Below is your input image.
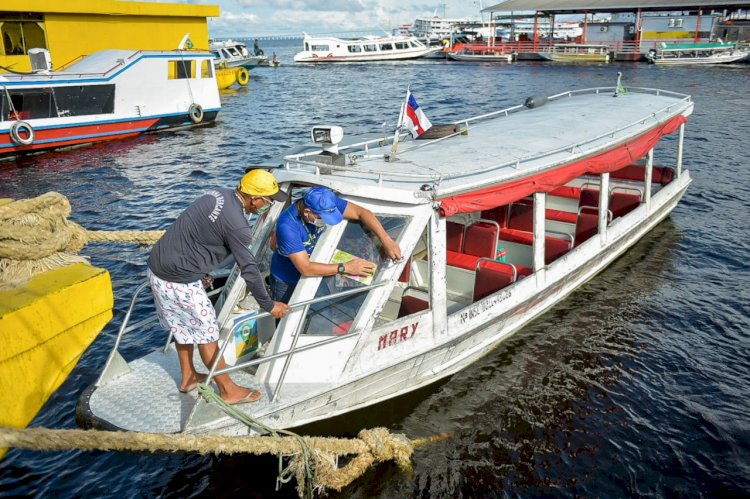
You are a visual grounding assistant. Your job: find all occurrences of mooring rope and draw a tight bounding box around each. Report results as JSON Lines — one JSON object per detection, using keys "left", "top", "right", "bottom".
{"left": 0, "top": 425, "right": 449, "bottom": 497}
{"left": 0, "top": 192, "right": 164, "bottom": 288}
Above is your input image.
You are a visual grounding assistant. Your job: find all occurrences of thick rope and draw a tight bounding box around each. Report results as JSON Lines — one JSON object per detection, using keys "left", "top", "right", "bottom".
{"left": 0, "top": 192, "right": 164, "bottom": 288}
{"left": 0, "top": 425, "right": 449, "bottom": 497}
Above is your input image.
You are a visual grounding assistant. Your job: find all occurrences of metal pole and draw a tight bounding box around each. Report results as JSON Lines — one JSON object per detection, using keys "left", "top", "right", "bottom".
{"left": 645, "top": 148, "right": 654, "bottom": 211}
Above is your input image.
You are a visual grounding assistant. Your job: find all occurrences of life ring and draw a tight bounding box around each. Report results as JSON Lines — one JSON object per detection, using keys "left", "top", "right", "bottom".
{"left": 188, "top": 103, "right": 204, "bottom": 124}
{"left": 10, "top": 120, "right": 34, "bottom": 146}
{"left": 236, "top": 67, "right": 249, "bottom": 86}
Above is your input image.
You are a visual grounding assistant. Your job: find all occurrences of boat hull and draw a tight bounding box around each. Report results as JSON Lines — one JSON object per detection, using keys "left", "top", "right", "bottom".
{"left": 1, "top": 264, "right": 113, "bottom": 458}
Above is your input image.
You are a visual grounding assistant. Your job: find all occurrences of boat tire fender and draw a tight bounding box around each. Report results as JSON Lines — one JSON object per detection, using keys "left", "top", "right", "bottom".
{"left": 524, "top": 96, "right": 548, "bottom": 109}
{"left": 10, "top": 120, "right": 34, "bottom": 146}
{"left": 188, "top": 103, "right": 204, "bottom": 124}
{"left": 237, "top": 67, "right": 250, "bottom": 86}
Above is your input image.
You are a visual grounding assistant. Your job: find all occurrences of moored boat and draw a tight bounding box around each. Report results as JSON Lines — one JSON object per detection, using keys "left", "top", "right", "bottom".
{"left": 539, "top": 43, "right": 612, "bottom": 63}
{"left": 645, "top": 41, "right": 750, "bottom": 65}
{"left": 77, "top": 82, "right": 694, "bottom": 438}
{"left": 448, "top": 44, "right": 516, "bottom": 62}
{"left": 293, "top": 33, "right": 442, "bottom": 63}
{"left": 0, "top": 49, "right": 221, "bottom": 159}
{"left": 210, "top": 39, "right": 267, "bottom": 69}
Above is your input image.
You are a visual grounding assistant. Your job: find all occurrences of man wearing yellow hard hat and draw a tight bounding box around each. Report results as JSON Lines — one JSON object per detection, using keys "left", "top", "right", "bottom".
{"left": 147, "top": 169, "right": 290, "bottom": 405}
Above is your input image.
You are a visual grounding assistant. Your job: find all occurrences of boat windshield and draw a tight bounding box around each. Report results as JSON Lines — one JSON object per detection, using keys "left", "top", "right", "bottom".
{"left": 301, "top": 214, "right": 409, "bottom": 335}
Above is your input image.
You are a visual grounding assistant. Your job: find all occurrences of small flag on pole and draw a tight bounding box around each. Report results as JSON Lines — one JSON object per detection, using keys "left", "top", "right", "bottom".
{"left": 401, "top": 90, "right": 432, "bottom": 138}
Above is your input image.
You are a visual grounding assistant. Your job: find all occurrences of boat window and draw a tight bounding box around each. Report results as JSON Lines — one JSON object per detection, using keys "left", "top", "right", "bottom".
{"left": 201, "top": 60, "right": 213, "bottom": 78}
{"left": 379, "top": 43, "right": 394, "bottom": 51}
{"left": 311, "top": 44, "right": 330, "bottom": 51}
{"left": 52, "top": 85, "right": 116, "bottom": 117}
{"left": 0, "top": 13, "right": 47, "bottom": 55}
{"left": 1, "top": 88, "right": 54, "bottom": 120}
{"left": 409, "top": 41, "right": 420, "bottom": 48}
{"left": 301, "top": 215, "right": 409, "bottom": 335}
{"left": 168, "top": 60, "right": 195, "bottom": 79}
{"left": 395, "top": 42, "right": 409, "bottom": 50}
{"left": 363, "top": 44, "right": 377, "bottom": 52}
{"left": 347, "top": 44, "right": 363, "bottom": 53}
{"left": 211, "top": 50, "right": 222, "bottom": 60}
{"left": 226, "top": 47, "right": 241, "bottom": 57}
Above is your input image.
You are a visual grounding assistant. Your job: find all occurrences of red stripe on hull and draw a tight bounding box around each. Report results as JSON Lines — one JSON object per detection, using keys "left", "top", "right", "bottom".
{"left": 0, "top": 118, "right": 160, "bottom": 155}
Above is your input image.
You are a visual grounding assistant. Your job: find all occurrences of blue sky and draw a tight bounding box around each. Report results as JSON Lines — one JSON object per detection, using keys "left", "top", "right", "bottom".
{"left": 155, "top": 0, "right": 488, "bottom": 38}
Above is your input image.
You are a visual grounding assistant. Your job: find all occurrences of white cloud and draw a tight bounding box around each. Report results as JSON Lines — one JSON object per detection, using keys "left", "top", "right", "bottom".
{"left": 136, "top": 0, "right": 483, "bottom": 37}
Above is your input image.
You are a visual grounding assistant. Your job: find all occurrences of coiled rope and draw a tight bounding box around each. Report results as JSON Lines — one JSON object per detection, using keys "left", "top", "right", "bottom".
{"left": 0, "top": 425, "right": 449, "bottom": 497}
{"left": 0, "top": 192, "right": 164, "bottom": 288}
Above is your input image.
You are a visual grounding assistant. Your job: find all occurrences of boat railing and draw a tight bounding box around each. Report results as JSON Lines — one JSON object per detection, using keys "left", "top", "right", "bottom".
{"left": 282, "top": 86, "right": 691, "bottom": 183}
{"left": 182, "top": 282, "right": 387, "bottom": 431}
{"left": 96, "top": 278, "right": 227, "bottom": 387}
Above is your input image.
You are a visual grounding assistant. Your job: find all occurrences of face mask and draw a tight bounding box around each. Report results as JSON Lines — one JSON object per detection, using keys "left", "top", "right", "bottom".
{"left": 255, "top": 202, "right": 271, "bottom": 216}
{"left": 312, "top": 217, "right": 326, "bottom": 228}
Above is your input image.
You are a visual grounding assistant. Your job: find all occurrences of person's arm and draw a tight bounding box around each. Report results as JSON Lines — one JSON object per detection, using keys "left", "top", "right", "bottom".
{"left": 342, "top": 202, "right": 402, "bottom": 260}
{"left": 288, "top": 250, "right": 374, "bottom": 278}
{"left": 226, "top": 230, "right": 288, "bottom": 318}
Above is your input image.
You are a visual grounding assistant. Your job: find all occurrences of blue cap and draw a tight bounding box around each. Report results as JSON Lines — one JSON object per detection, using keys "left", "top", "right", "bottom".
{"left": 303, "top": 187, "right": 343, "bottom": 225}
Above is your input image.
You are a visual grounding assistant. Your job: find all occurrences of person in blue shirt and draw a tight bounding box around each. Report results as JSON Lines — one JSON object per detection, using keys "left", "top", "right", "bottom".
{"left": 270, "top": 186, "right": 401, "bottom": 303}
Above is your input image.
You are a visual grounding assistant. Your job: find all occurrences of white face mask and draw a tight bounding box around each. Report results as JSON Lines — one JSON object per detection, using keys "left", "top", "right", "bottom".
{"left": 311, "top": 217, "right": 326, "bottom": 228}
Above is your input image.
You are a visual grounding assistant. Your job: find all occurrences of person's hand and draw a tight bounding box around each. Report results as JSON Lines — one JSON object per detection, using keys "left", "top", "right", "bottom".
{"left": 270, "top": 301, "right": 291, "bottom": 319}
{"left": 344, "top": 258, "right": 376, "bottom": 277}
{"left": 382, "top": 238, "right": 402, "bottom": 261}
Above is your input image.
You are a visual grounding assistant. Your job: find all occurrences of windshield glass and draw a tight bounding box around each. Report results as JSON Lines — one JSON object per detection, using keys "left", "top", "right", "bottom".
{"left": 302, "top": 215, "right": 408, "bottom": 335}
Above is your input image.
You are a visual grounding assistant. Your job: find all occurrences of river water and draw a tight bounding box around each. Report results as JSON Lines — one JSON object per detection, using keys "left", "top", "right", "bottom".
{"left": 1, "top": 40, "right": 749, "bottom": 497}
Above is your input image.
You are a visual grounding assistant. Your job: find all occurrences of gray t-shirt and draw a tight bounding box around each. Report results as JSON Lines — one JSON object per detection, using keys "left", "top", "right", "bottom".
{"left": 147, "top": 187, "right": 274, "bottom": 312}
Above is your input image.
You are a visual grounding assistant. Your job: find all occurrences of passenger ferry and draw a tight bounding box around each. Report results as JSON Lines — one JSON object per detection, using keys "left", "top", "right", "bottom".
{"left": 0, "top": 49, "right": 221, "bottom": 159}
{"left": 293, "top": 34, "right": 441, "bottom": 63}
{"left": 77, "top": 82, "right": 693, "bottom": 437}
{"left": 645, "top": 41, "right": 750, "bottom": 65}
{"left": 539, "top": 43, "right": 613, "bottom": 63}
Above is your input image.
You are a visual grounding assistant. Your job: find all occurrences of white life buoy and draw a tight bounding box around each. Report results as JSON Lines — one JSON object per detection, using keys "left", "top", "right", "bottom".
{"left": 188, "top": 103, "right": 204, "bottom": 124}
{"left": 236, "top": 67, "right": 249, "bottom": 86}
{"left": 10, "top": 120, "right": 34, "bottom": 146}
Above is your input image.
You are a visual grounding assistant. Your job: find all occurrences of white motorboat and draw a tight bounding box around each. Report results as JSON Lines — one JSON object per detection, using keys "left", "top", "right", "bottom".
{"left": 293, "top": 33, "right": 442, "bottom": 63}
{"left": 539, "top": 43, "right": 613, "bottom": 63}
{"left": 78, "top": 82, "right": 693, "bottom": 438}
{"left": 0, "top": 49, "right": 221, "bottom": 159}
{"left": 210, "top": 39, "right": 267, "bottom": 69}
{"left": 645, "top": 41, "right": 750, "bottom": 65}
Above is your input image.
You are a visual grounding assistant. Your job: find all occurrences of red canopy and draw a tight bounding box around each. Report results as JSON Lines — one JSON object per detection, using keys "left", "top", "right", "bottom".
{"left": 439, "top": 114, "right": 687, "bottom": 217}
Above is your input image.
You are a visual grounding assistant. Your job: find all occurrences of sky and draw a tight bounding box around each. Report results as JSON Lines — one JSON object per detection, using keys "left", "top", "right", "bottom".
{"left": 151, "top": 0, "right": 489, "bottom": 38}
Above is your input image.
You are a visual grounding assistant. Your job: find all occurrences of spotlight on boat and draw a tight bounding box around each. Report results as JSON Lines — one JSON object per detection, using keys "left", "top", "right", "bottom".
{"left": 311, "top": 125, "right": 345, "bottom": 169}
{"left": 311, "top": 125, "right": 343, "bottom": 153}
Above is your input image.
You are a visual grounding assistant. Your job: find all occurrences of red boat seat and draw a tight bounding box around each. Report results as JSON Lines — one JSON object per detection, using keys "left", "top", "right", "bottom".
{"left": 480, "top": 205, "right": 508, "bottom": 228}
{"left": 580, "top": 188, "right": 600, "bottom": 209}
{"left": 446, "top": 250, "right": 480, "bottom": 270}
{"left": 464, "top": 222, "right": 498, "bottom": 259}
{"left": 574, "top": 212, "right": 599, "bottom": 246}
{"left": 546, "top": 208, "right": 578, "bottom": 224}
{"left": 398, "top": 258, "right": 411, "bottom": 283}
{"left": 499, "top": 228, "right": 572, "bottom": 264}
{"left": 609, "top": 191, "right": 641, "bottom": 218}
{"left": 507, "top": 203, "right": 533, "bottom": 232}
{"left": 397, "top": 295, "right": 429, "bottom": 318}
{"left": 608, "top": 163, "right": 675, "bottom": 185}
{"left": 446, "top": 221, "right": 465, "bottom": 252}
{"left": 473, "top": 260, "right": 517, "bottom": 301}
{"left": 549, "top": 186, "right": 581, "bottom": 199}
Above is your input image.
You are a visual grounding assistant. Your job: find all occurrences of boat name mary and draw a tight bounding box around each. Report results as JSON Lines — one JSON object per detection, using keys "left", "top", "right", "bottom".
{"left": 377, "top": 321, "right": 420, "bottom": 351}
{"left": 460, "top": 290, "right": 512, "bottom": 324}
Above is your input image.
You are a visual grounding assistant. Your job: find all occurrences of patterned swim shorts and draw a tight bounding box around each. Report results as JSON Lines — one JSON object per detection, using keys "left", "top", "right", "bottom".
{"left": 148, "top": 269, "right": 219, "bottom": 344}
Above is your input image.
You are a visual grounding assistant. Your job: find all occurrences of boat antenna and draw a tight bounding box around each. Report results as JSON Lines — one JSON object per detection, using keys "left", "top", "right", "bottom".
{"left": 388, "top": 85, "right": 410, "bottom": 161}
{"left": 613, "top": 71, "right": 627, "bottom": 97}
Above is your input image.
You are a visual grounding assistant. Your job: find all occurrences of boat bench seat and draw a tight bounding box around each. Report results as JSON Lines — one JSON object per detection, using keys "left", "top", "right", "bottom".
{"left": 473, "top": 260, "right": 518, "bottom": 301}
{"left": 499, "top": 228, "right": 572, "bottom": 264}
{"left": 507, "top": 202, "right": 578, "bottom": 230}
{"left": 397, "top": 291, "right": 429, "bottom": 318}
{"left": 606, "top": 163, "right": 674, "bottom": 185}
{"left": 610, "top": 190, "right": 642, "bottom": 218}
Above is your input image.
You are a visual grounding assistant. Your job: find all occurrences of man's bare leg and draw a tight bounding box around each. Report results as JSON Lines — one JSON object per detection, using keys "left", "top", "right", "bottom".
{"left": 175, "top": 343, "right": 206, "bottom": 392}
{"left": 197, "top": 341, "right": 257, "bottom": 403}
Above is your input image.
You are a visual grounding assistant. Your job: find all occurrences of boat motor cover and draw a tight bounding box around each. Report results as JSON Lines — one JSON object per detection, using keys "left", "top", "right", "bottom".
{"left": 438, "top": 114, "right": 687, "bottom": 217}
